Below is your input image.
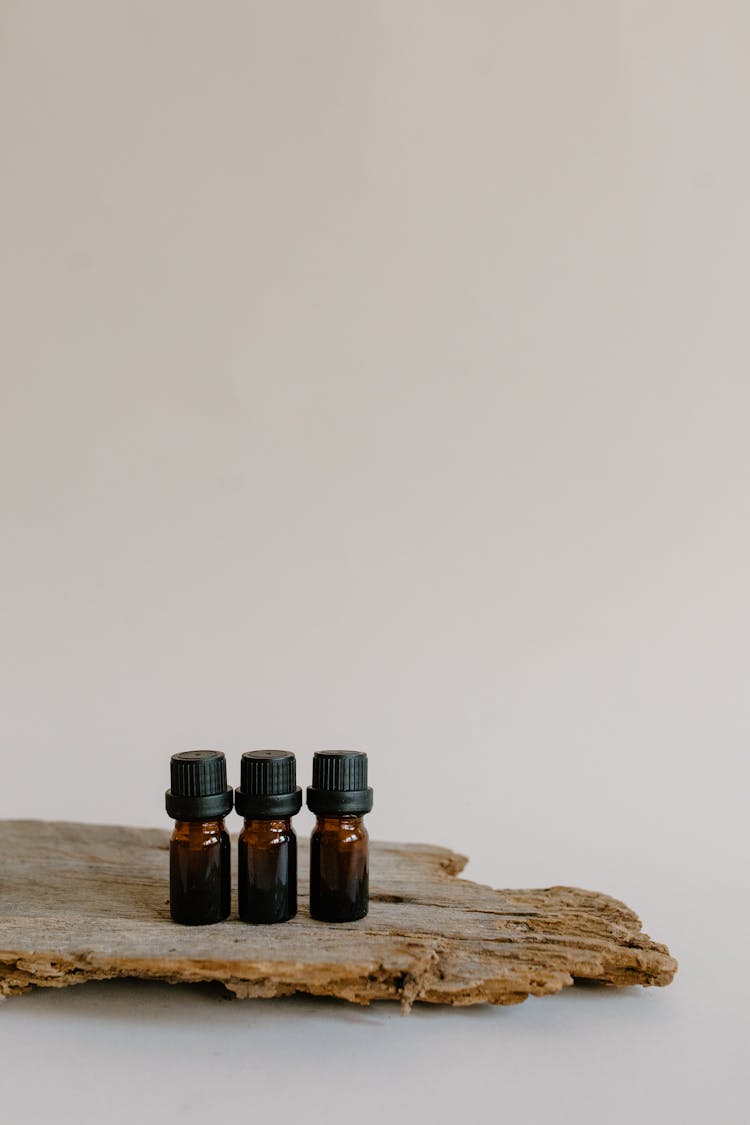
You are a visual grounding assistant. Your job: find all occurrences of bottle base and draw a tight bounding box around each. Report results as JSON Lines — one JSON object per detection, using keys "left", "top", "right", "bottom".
{"left": 169, "top": 912, "right": 231, "bottom": 926}
{"left": 310, "top": 907, "right": 369, "bottom": 923}
{"left": 238, "top": 909, "right": 297, "bottom": 925}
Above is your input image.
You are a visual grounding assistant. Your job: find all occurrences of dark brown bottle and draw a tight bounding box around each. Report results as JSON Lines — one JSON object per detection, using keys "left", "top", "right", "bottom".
{"left": 165, "top": 750, "right": 233, "bottom": 925}
{"left": 236, "top": 750, "right": 302, "bottom": 924}
{"left": 307, "top": 751, "right": 373, "bottom": 923}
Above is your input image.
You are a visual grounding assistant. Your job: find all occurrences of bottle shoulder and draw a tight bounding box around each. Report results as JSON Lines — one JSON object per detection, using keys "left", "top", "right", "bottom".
{"left": 311, "top": 816, "right": 368, "bottom": 845}
{"left": 240, "top": 818, "right": 296, "bottom": 846}
{"left": 170, "top": 818, "right": 229, "bottom": 848}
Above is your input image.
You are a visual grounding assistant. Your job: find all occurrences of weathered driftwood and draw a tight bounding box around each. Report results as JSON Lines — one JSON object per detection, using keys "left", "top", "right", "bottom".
{"left": 0, "top": 819, "right": 676, "bottom": 1009}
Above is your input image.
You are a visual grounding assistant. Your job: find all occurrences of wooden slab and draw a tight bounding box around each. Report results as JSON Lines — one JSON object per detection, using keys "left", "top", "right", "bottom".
{"left": 0, "top": 819, "right": 676, "bottom": 1009}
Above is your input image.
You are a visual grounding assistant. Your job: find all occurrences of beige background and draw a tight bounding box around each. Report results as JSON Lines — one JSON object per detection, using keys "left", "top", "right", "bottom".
{"left": 0, "top": 2, "right": 746, "bottom": 1122}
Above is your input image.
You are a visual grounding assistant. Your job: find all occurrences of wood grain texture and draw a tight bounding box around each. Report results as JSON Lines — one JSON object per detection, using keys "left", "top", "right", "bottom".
{"left": 0, "top": 820, "right": 676, "bottom": 1009}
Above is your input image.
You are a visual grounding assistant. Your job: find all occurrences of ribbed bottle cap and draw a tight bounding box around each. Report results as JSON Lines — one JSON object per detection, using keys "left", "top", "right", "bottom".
{"left": 306, "top": 750, "right": 373, "bottom": 816}
{"left": 165, "top": 751, "right": 233, "bottom": 820}
{"left": 235, "top": 750, "right": 303, "bottom": 819}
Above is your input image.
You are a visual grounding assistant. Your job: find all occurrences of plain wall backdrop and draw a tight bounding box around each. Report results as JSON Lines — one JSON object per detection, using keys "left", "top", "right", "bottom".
{"left": 0, "top": 3, "right": 746, "bottom": 1122}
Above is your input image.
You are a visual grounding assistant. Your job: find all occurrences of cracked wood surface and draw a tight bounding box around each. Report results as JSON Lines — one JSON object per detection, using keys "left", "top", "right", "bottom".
{"left": 0, "top": 819, "right": 676, "bottom": 1008}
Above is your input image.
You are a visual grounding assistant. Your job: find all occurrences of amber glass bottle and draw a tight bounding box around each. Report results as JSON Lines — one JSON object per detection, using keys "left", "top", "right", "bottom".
{"left": 236, "top": 750, "right": 302, "bottom": 924}
{"left": 307, "top": 751, "right": 373, "bottom": 923}
{"left": 165, "top": 750, "right": 233, "bottom": 925}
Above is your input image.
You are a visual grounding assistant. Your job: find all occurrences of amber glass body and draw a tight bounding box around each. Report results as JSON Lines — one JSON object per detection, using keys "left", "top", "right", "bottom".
{"left": 169, "top": 818, "right": 230, "bottom": 925}
{"left": 238, "top": 817, "right": 297, "bottom": 924}
{"left": 310, "top": 814, "right": 369, "bottom": 922}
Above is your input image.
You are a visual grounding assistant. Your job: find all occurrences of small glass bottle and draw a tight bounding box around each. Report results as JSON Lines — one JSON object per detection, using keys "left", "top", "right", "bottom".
{"left": 307, "top": 750, "right": 373, "bottom": 923}
{"left": 165, "top": 750, "right": 233, "bottom": 925}
{"left": 236, "top": 750, "right": 302, "bottom": 924}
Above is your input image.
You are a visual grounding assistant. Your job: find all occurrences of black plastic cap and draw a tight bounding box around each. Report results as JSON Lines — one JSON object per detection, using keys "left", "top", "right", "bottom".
{"left": 306, "top": 750, "right": 373, "bottom": 816}
{"left": 235, "top": 750, "right": 303, "bottom": 819}
{"left": 165, "top": 751, "right": 233, "bottom": 820}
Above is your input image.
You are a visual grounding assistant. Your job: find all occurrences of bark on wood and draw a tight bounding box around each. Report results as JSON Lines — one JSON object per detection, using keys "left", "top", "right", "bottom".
{"left": 0, "top": 820, "right": 676, "bottom": 1009}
